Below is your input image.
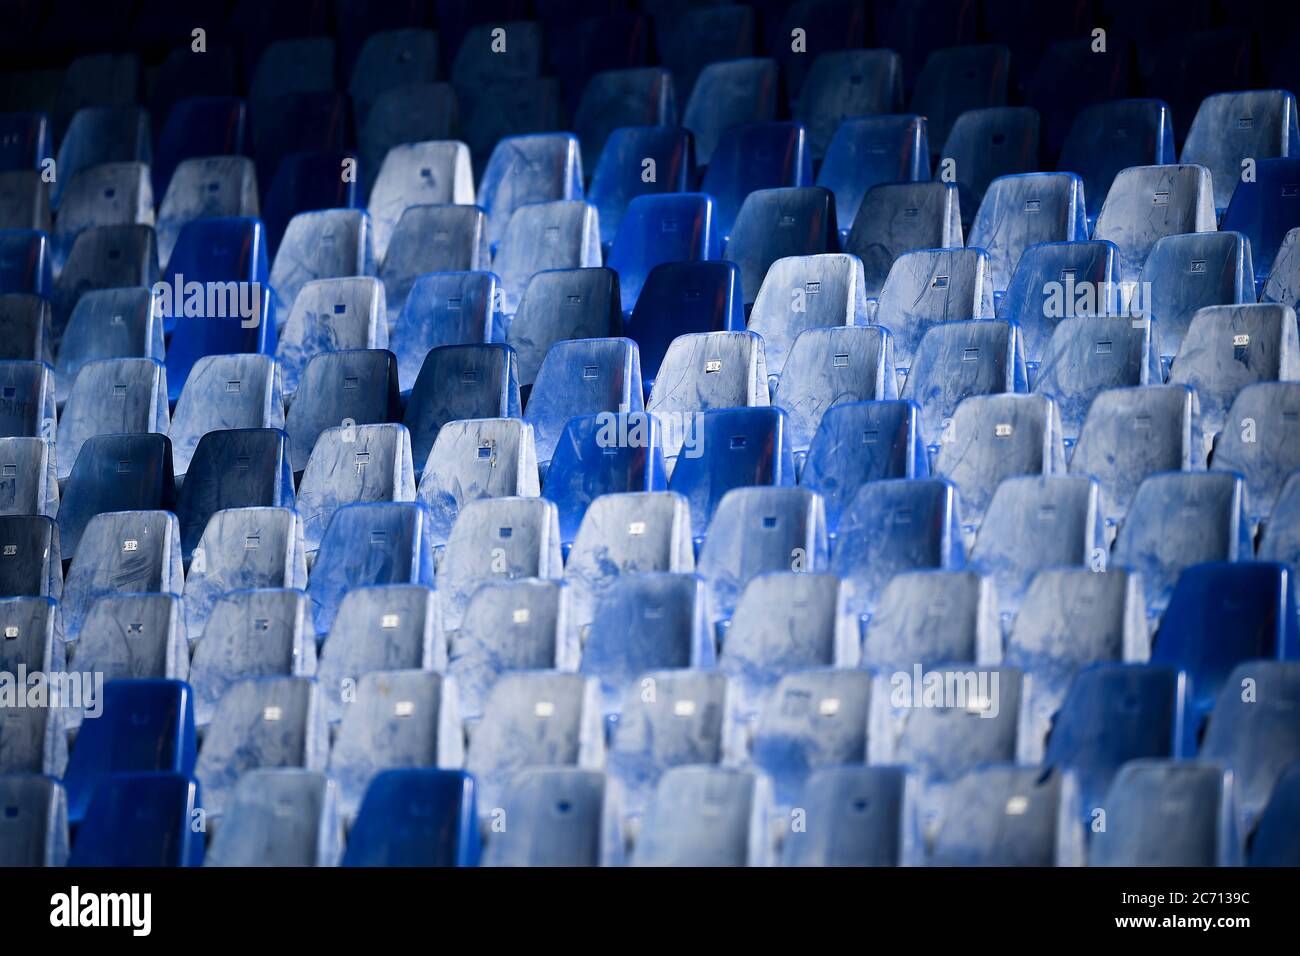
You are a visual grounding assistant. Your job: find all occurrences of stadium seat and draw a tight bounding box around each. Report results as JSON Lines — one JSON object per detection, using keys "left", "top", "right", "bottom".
{"left": 195, "top": 676, "right": 329, "bottom": 821}
{"left": 816, "top": 115, "right": 928, "bottom": 246}
{"left": 901, "top": 319, "right": 1027, "bottom": 445}
{"left": 249, "top": 36, "right": 334, "bottom": 108}
{"left": 61, "top": 679, "right": 196, "bottom": 824}
{"left": 797, "top": 51, "right": 905, "bottom": 161}
{"left": 1025, "top": 36, "right": 1132, "bottom": 165}
{"left": 681, "top": 58, "right": 778, "bottom": 168}
{"left": 368, "top": 141, "right": 475, "bottom": 264}
{"left": 924, "top": 765, "right": 1061, "bottom": 866}
{"left": 0, "top": 230, "right": 51, "bottom": 299}
{"left": 507, "top": 267, "right": 622, "bottom": 388}
{"left": 492, "top": 199, "right": 602, "bottom": 315}
{"left": 701, "top": 122, "right": 812, "bottom": 242}
{"left": 482, "top": 768, "right": 608, "bottom": 866}
{"left": 0, "top": 294, "right": 51, "bottom": 366}
{"left": 284, "top": 349, "right": 401, "bottom": 474}
{"left": 1171, "top": 304, "right": 1300, "bottom": 443}
{"left": 912, "top": 44, "right": 1010, "bottom": 160}
{"left": 0, "top": 774, "right": 68, "bottom": 866}
{"left": 56, "top": 358, "right": 170, "bottom": 481}
{"left": 477, "top": 133, "right": 582, "bottom": 251}
{"left": 250, "top": 92, "right": 350, "bottom": 198}
{"left": 563, "top": 490, "right": 695, "bottom": 630}
{"left": 450, "top": 19, "right": 545, "bottom": 113}
{"left": 0, "top": 436, "right": 57, "bottom": 519}
{"left": 876, "top": 248, "right": 995, "bottom": 376}
{"left": 1093, "top": 164, "right": 1217, "bottom": 283}
{"left": 1031, "top": 316, "right": 1160, "bottom": 441}
{"left": 863, "top": 569, "right": 998, "bottom": 670}
{"left": 658, "top": 4, "right": 755, "bottom": 101}
{"left": 967, "top": 172, "right": 1088, "bottom": 292}
{"left": 0, "top": 681, "right": 64, "bottom": 773}
{"left": 307, "top": 501, "right": 436, "bottom": 636}
{"left": 606, "top": 193, "right": 718, "bottom": 315}
{"left": 1181, "top": 90, "right": 1300, "bottom": 214}
{"left": 630, "top": 765, "right": 761, "bottom": 866}
{"left": 52, "top": 225, "right": 157, "bottom": 336}
{"left": 1058, "top": 100, "right": 1175, "bottom": 232}
{"left": 524, "top": 337, "right": 643, "bottom": 474}
{"left": 935, "top": 394, "right": 1066, "bottom": 536}
{"left": 68, "top": 772, "right": 204, "bottom": 866}
{"left": 414, "top": 418, "right": 533, "bottom": 547}
{"left": 358, "top": 84, "right": 459, "bottom": 199}
{"left": 57, "top": 433, "right": 177, "bottom": 558}
{"left": 328, "top": 669, "right": 463, "bottom": 821}
{"left": 151, "top": 96, "right": 247, "bottom": 201}
{"left": 54, "top": 288, "right": 163, "bottom": 405}
{"left": 832, "top": 478, "right": 964, "bottom": 630}
{"left": 749, "top": 254, "right": 871, "bottom": 379}
{"left": 938, "top": 106, "right": 1040, "bottom": 226}
{"left": 348, "top": 28, "right": 440, "bottom": 127}
{"left": 204, "top": 769, "right": 341, "bottom": 867}
{"left": 969, "top": 475, "right": 1101, "bottom": 627}
{"left": 168, "top": 354, "right": 284, "bottom": 479}
{"left": 464, "top": 671, "right": 604, "bottom": 813}
{"left": 269, "top": 209, "right": 374, "bottom": 327}
{"left": 382, "top": 206, "right": 493, "bottom": 325}
{"left": 1140, "top": 232, "right": 1255, "bottom": 365}
{"left": 0, "top": 514, "right": 61, "bottom": 598}
{"left": 53, "top": 162, "right": 153, "bottom": 267}
{"left": 391, "top": 269, "right": 499, "bottom": 392}
{"left": 1114, "top": 471, "right": 1252, "bottom": 620}
{"left": 573, "top": 68, "right": 675, "bottom": 171}
{"left": 780, "top": 765, "right": 907, "bottom": 867}
{"left": 1248, "top": 762, "right": 1300, "bottom": 865}
{"left": 53, "top": 106, "right": 150, "bottom": 208}
{"left": 588, "top": 126, "right": 693, "bottom": 252}
{"left": 724, "top": 186, "right": 838, "bottom": 308}
{"left": 275, "top": 277, "right": 387, "bottom": 402}
{"left": 342, "top": 768, "right": 480, "bottom": 866}
{"left": 0, "top": 171, "right": 50, "bottom": 233}
{"left": 843, "top": 181, "right": 961, "bottom": 297}
{"left": 0, "top": 595, "right": 58, "bottom": 677}
{"left": 0, "top": 360, "right": 53, "bottom": 440}
{"left": 0, "top": 112, "right": 50, "bottom": 171}
{"left": 1221, "top": 158, "right": 1300, "bottom": 296}
{"left": 1211, "top": 383, "right": 1300, "bottom": 528}
{"left": 156, "top": 156, "right": 257, "bottom": 266}
{"left": 438, "top": 494, "right": 561, "bottom": 626}
{"left": 1086, "top": 761, "right": 1237, "bottom": 866}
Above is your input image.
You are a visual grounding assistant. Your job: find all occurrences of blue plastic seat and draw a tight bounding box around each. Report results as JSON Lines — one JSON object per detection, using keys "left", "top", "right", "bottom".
{"left": 482, "top": 768, "right": 607, "bottom": 867}
{"left": 194, "top": 676, "right": 328, "bottom": 821}
{"left": 0, "top": 295, "right": 51, "bottom": 364}
{"left": 275, "top": 277, "right": 386, "bottom": 401}
{"left": 460, "top": 78, "right": 565, "bottom": 175}
{"left": 0, "top": 171, "right": 50, "bottom": 233}
{"left": 1265, "top": 226, "right": 1300, "bottom": 310}
{"left": 0, "top": 230, "right": 51, "bottom": 298}
{"left": 283, "top": 349, "right": 401, "bottom": 474}
{"left": 447, "top": 578, "right": 575, "bottom": 722}
{"left": 701, "top": 122, "right": 812, "bottom": 242}
{"left": 204, "top": 769, "right": 341, "bottom": 867}
{"left": 969, "top": 475, "right": 1101, "bottom": 626}
{"left": 57, "top": 433, "right": 178, "bottom": 559}
{"left": 546, "top": 11, "right": 652, "bottom": 117}
{"left": 269, "top": 209, "right": 374, "bottom": 326}
{"left": 780, "top": 766, "right": 907, "bottom": 866}
{"left": 366, "top": 142, "right": 476, "bottom": 268}
{"left": 439, "top": 497, "right": 562, "bottom": 632}
{"left": 68, "top": 772, "right": 204, "bottom": 867}
{"left": 1181, "top": 91, "right": 1300, "bottom": 214}
{"left": 0, "top": 683, "right": 64, "bottom": 774}
{"left": 62, "top": 679, "right": 196, "bottom": 825}
{"left": 1092, "top": 164, "right": 1217, "bottom": 283}
{"left": 328, "top": 670, "right": 462, "bottom": 821}
{"left": 750, "top": 254, "right": 872, "bottom": 380}
{"left": 261, "top": 149, "right": 360, "bottom": 259}
{"left": 0, "top": 359, "right": 53, "bottom": 439}
{"left": 0, "top": 436, "right": 57, "bottom": 519}
{"left": 307, "top": 501, "right": 436, "bottom": 636}
{"left": 624, "top": 261, "right": 744, "bottom": 393}
{"left": 152, "top": 96, "right": 247, "bottom": 201}
{"left": 53, "top": 106, "right": 150, "bottom": 208}
{"left": 967, "top": 173, "right": 1088, "bottom": 292}
{"left": 381, "top": 208, "right": 491, "bottom": 328}
{"left": 492, "top": 200, "right": 602, "bottom": 315}
{"left": 342, "top": 768, "right": 480, "bottom": 867}
{"left": 769, "top": 0, "right": 869, "bottom": 103}
{"left": 316, "top": 584, "right": 442, "bottom": 725}
{"left": 507, "top": 267, "right": 622, "bottom": 388}
{"left": 1032, "top": 314, "right": 1161, "bottom": 443}
{"left": 168, "top": 353, "right": 283, "bottom": 479}
{"left": 1087, "top": 760, "right": 1237, "bottom": 866}
{"left": 0, "top": 112, "right": 50, "bottom": 171}
{"left": 901, "top": 319, "right": 1027, "bottom": 445}
{"left": 667, "top": 407, "right": 796, "bottom": 543}
{"left": 0, "top": 514, "right": 61, "bottom": 598}
{"left": 0, "top": 774, "right": 67, "bottom": 866}
{"left": 524, "top": 337, "right": 644, "bottom": 473}
{"left": 606, "top": 194, "right": 718, "bottom": 315}
{"left": 842, "top": 181, "right": 962, "bottom": 296}
{"left": 1211, "top": 383, "right": 1300, "bottom": 527}
{"left": 1026, "top": 34, "right": 1132, "bottom": 165}
{"left": 938, "top": 106, "right": 1039, "bottom": 226}
{"left": 863, "top": 569, "right": 998, "bottom": 671}
{"left": 876, "top": 248, "right": 995, "bottom": 375}
{"left": 250, "top": 92, "right": 350, "bottom": 198}
{"left": 347, "top": 28, "right": 441, "bottom": 127}
{"left": 479, "top": 134, "right": 585, "bottom": 253}
{"left": 724, "top": 186, "right": 838, "bottom": 308}
{"left": 1140, "top": 232, "right": 1255, "bottom": 364}
{"left": 924, "top": 765, "right": 1061, "bottom": 866}
{"left": 0, "top": 595, "right": 58, "bottom": 675}
{"left": 1222, "top": 158, "right": 1300, "bottom": 296}
{"left": 450, "top": 19, "right": 545, "bottom": 113}
{"left": 797, "top": 51, "right": 905, "bottom": 161}
{"left": 56, "top": 358, "right": 170, "bottom": 481}
{"left": 658, "top": 5, "right": 756, "bottom": 105}
{"left": 156, "top": 156, "right": 258, "bottom": 266}
{"left": 390, "top": 270, "right": 497, "bottom": 390}
{"left": 588, "top": 125, "right": 693, "bottom": 253}
{"left": 54, "top": 162, "right": 154, "bottom": 267}
{"left": 182, "top": 507, "right": 307, "bottom": 643}
{"left": 465, "top": 671, "right": 603, "bottom": 814}
{"left": 1058, "top": 100, "right": 1174, "bottom": 232}
{"left": 911, "top": 44, "right": 1011, "bottom": 159}
{"left": 574, "top": 69, "right": 676, "bottom": 170}
{"left": 358, "top": 84, "right": 459, "bottom": 199}
{"left": 54, "top": 288, "right": 163, "bottom": 405}
{"left": 402, "top": 344, "right": 521, "bottom": 471}
{"left": 936, "top": 394, "right": 1066, "bottom": 536}
{"left": 1171, "top": 304, "right": 1300, "bottom": 442}
{"left": 249, "top": 36, "right": 335, "bottom": 108}
{"left": 816, "top": 114, "right": 928, "bottom": 245}
{"left": 681, "top": 58, "right": 778, "bottom": 167}
{"left": 52, "top": 225, "right": 157, "bottom": 335}
{"left": 1248, "top": 760, "right": 1300, "bottom": 865}
{"left": 562, "top": 491, "right": 695, "bottom": 630}
{"left": 630, "top": 765, "right": 759, "bottom": 866}
{"left": 68, "top": 595, "right": 187, "bottom": 725}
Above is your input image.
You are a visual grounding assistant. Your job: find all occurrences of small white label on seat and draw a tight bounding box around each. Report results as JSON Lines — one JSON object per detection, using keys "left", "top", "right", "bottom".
{"left": 994, "top": 423, "right": 1012, "bottom": 437}
{"left": 673, "top": 700, "right": 696, "bottom": 717}
{"left": 704, "top": 360, "right": 722, "bottom": 373}
{"left": 394, "top": 700, "right": 415, "bottom": 717}
{"left": 534, "top": 701, "right": 555, "bottom": 718}
{"left": 2, "top": 545, "right": 15, "bottom": 556}
{"left": 262, "top": 706, "right": 283, "bottom": 721}
{"left": 512, "top": 608, "right": 530, "bottom": 624}
{"left": 3, "top": 625, "right": 17, "bottom": 638}
{"left": 1005, "top": 795, "right": 1029, "bottom": 815}
{"left": 381, "top": 614, "right": 399, "bottom": 628}
{"left": 122, "top": 539, "right": 138, "bottom": 552}
{"left": 1233, "top": 334, "right": 1250, "bottom": 347}
{"left": 818, "top": 697, "right": 840, "bottom": 716}
{"left": 627, "top": 521, "right": 646, "bottom": 535}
